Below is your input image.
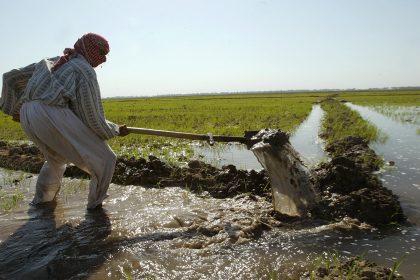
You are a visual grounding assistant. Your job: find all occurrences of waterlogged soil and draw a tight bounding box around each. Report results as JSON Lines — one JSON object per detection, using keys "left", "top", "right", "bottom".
{"left": 0, "top": 136, "right": 407, "bottom": 279}
{"left": 312, "top": 136, "right": 405, "bottom": 226}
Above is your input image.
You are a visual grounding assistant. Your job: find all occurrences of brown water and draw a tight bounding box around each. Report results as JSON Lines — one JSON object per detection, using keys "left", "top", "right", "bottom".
{"left": 0, "top": 171, "right": 325, "bottom": 279}
{"left": 1, "top": 104, "right": 420, "bottom": 279}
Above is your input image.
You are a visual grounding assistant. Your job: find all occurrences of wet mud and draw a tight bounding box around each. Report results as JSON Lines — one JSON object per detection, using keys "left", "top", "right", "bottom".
{"left": 311, "top": 136, "right": 406, "bottom": 226}
{"left": 114, "top": 157, "right": 270, "bottom": 199}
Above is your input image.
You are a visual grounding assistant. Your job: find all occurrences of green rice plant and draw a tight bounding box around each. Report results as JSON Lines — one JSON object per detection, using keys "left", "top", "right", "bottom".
{"left": 388, "top": 255, "right": 406, "bottom": 280}
{"left": 121, "top": 267, "right": 133, "bottom": 280}
{"left": 0, "top": 189, "right": 24, "bottom": 210}
{"left": 269, "top": 270, "right": 280, "bottom": 280}
{"left": 320, "top": 99, "right": 384, "bottom": 144}
{"left": 0, "top": 170, "right": 28, "bottom": 210}
{"left": 0, "top": 114, "right": 27, "bottom": 141}
{"left": 104, "top": 94, "right": 314, "bottom": 137}
{"left": 367, "top": 105, "right": 420, "bottom": 125}
{"left": 308, "top": 252, "right": 359, "bottom": 280}
{"left": 307, "top": 251, "right": 405, "bottom": 280}
{"left": 60, "top": 178, "right": 88, "bottom": 202}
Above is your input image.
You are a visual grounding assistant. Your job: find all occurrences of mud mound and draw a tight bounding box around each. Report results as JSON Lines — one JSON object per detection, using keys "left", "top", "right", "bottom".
{"left": 0, "top": 141, "right": 270, "bottom": 200}
{"left": 311, "top": 136, "right": 405, "bottom": 225}
{"left": 0, "top": 141, "right": 44, "bottom": 173}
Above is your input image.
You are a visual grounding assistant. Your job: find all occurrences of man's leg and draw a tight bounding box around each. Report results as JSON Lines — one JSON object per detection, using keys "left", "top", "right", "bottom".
{"left": 32, "top": 159, "right": 66, "bottom": 204}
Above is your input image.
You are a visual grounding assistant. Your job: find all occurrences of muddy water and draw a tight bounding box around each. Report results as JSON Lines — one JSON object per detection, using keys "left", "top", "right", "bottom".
{"left": 1, "top": 104, "right": 419, "bottom": 279}
{"left": 192, "top": 104, "right": 325, "bottom": 169}
{"left": 0, "top": 167, "right": 388, "bottom": 279}
{"left": 0, "top": 169, "right": 321, "bottom": 279}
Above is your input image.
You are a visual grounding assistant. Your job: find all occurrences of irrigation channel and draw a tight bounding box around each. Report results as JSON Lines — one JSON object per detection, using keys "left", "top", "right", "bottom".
{"left": 193, "top": 104, "right": 326, "bottom": 169}
{"left": 0, "top": 103, "right": 419, "bottom": 279}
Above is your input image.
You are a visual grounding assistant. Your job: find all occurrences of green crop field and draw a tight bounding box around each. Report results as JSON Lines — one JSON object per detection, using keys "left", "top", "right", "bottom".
{"left": 335, "top": 90, "right": 420, "bottom": 126}
{"left": 1, "top": 90, "right": 418, "bottom": 161}
{"left": 335, "top": 90, "right": 420, "bottom": 106}
{"left": 1, "top": 92, "right": 319, "bottom": 159}
{"left": 104, "top": 93, "right": 319, "bottom": 158}
{"left": 320, "top": 99, "right": 385, "bottom": 145}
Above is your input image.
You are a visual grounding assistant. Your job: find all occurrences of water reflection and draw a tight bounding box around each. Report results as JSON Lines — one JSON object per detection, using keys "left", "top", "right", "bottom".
{"left": 289, "top": 104, "right": 326, "bottom": 166}
{"left": 0, "top": 201, "right": 112, "bottom": 279}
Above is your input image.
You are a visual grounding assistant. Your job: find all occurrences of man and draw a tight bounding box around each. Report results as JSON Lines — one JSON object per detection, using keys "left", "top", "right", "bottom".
{"left": 0, "top": 33, "right": 128, "bottom": 209}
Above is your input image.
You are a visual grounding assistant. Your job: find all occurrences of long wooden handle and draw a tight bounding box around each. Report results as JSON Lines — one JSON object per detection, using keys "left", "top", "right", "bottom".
{"left": 126, "top": 127, "right": 249, "bottom": 144}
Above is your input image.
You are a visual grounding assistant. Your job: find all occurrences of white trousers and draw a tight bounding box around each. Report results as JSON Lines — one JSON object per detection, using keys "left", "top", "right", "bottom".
{"left": 20, "top": 101, "right": 117, "bottom": 209}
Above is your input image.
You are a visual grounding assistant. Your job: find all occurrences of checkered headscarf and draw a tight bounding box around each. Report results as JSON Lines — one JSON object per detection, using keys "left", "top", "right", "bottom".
{"left": 53, "top": 33, "right": 109, "bottom": 71}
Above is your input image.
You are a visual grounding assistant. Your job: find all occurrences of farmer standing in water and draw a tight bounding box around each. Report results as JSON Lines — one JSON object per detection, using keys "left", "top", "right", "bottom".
{"left": 0, "top": 32, "right": 128, "bottom": 209}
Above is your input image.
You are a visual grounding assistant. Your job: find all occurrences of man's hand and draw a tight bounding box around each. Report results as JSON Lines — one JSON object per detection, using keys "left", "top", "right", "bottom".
{"left": 118, "top": 124, "right": 129, "bottom": 137}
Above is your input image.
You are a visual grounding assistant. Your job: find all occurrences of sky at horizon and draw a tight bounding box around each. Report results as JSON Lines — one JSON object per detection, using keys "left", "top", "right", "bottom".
{"left": 1, "top": 0, "right": 419, "bottom": 97}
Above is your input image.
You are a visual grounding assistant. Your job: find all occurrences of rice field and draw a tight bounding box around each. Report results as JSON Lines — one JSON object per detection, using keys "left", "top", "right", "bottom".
{"left": 0, "top": 90, "right": 418, "bottom": 160}
{"left": 1, "top": 93, "right": 318, "bottom": 159}
{"left": 319, "top": 99, "right": 385, "bottom": 144}
{"left": 335, "top": 90, "right": 420, "bottom": 128}
{"left": 335, "top": 90, "right": 420, "bottom": 106}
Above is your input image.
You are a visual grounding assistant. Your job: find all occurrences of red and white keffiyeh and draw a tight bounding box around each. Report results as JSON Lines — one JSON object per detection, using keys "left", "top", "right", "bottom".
{"left": 53, "top": 33, "right": 109, "bottom": 71}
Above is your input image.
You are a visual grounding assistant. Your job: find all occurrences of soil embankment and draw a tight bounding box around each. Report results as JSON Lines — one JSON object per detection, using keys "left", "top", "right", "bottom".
{"left": 311, "top": 136, "right": 405, "bottom": 226}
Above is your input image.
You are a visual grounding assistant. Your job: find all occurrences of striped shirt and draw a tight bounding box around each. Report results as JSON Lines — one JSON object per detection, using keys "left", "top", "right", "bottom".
{"left": 1, "top": 55, "right": 119, "bottom": 140}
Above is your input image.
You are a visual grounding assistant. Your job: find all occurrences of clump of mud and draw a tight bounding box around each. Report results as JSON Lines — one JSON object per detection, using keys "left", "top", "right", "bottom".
{"left": 311, "top": 136, "right": 405, "bottom": 226}
{"left": 304, "top": 256, "right": 404, "bottom": 279}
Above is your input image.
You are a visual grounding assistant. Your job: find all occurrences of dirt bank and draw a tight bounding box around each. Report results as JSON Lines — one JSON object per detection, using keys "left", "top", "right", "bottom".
{"left": 311, "top": 136, "right": 405, "bottom": 226}
{"left": 0, "top": 140, "right": 270, "bottom": 199}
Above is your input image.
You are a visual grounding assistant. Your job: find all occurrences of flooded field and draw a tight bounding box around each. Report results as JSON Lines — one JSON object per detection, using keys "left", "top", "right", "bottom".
{"left": 0, "top": 103, "right": 419, "bottom": 279}
{"left": 366, "top": 105, "right": 420, "bottom": 125}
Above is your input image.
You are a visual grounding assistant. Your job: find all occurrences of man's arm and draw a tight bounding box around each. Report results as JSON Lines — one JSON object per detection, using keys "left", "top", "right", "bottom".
{"left": 1, "top": 63, "right": 36, "bottom": 119}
